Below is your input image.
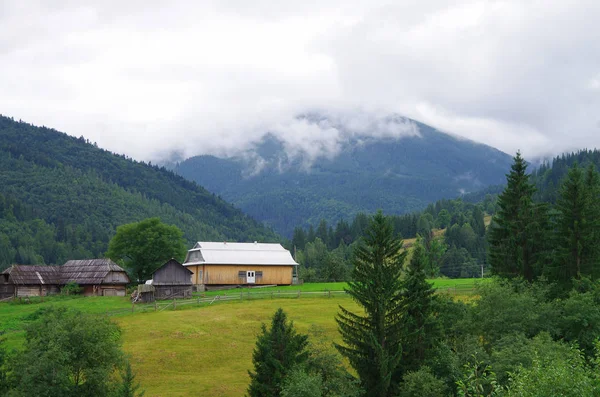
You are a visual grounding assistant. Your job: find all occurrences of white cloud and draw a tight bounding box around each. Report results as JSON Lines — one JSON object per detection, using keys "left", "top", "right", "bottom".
{"left": 1, "top": 0, "right": 599, "bottom": 161}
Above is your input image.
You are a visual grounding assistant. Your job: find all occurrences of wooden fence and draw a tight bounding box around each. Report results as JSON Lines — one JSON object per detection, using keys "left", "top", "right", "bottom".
{"left": 104, "top": 284, "right": 476, "bottom": 317}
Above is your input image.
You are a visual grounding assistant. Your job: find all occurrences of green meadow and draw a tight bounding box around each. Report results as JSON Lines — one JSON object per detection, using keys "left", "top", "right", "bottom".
{"left": 0, "top": 279, "right": 488, "bottom": 396}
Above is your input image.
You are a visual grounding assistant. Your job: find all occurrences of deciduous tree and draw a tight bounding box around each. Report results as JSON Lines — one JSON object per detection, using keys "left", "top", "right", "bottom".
{"left": 106, "top": 218, "right": 186, "bottom": 282}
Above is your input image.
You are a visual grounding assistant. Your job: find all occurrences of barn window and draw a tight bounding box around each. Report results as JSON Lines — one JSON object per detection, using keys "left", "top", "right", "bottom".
{"left": 256, "top": 271, "right": 263, "bottom": 279}
{"left": 238, "top": 271, "right": 246, "bottom": 278}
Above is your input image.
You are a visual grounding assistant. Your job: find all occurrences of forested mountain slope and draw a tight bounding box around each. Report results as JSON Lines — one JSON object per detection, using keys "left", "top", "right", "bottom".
{"left": 0, "top": 115, "right": 277, "bottom": 269}
{"left": 175, "top": 115, "right": 512, "bottom": 236}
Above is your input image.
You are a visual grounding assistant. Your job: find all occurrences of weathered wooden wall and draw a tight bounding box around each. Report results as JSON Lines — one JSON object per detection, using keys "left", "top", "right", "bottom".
{"left": 153, "top": 260, "right": 192, "bottom": 285}
{"left": 102, "top": 272, "right": 130, "bottom": 284}
{"left": 155, "top": 285, "right": 193, "bottom": 299}
{"left": 187, "top": 265, "right": 294, "bottom": 285}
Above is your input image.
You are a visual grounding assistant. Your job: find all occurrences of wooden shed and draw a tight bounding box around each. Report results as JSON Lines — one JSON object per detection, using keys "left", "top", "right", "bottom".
{"left": 62, "top": 259, "right": 130, "bottom": 296}
{"left": 1, "top": 265, "right": 61, "bottom": 298}
{"left": 150, "top": 259, "right": 193, "bottom": 299}
{"left": 183, "top": 242, "right": 298, "bottom": 289}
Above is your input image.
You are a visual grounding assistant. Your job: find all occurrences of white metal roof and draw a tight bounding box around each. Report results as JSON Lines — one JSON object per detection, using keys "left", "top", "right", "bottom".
{"left": 183, "top": 242, "right": 298, "bottom": 266}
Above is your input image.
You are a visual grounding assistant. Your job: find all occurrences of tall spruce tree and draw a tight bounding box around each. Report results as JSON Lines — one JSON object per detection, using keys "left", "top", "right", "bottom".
{"left": 553, "top": 163, "right": 600, "bottom": 285}
{"left": 335, "top": 211, "right": 406, "bottom": 397}
{"left": 488, "top": 152, "right": 542, "bottom": 282}
{"left": 584, "top": 164, "right": 600, "bottom": 280}
{"left": 398, "top": 243, "right": 441, "bottom": 378}
{"left": 248, "top": 308, "right": 309, "bottom": 397}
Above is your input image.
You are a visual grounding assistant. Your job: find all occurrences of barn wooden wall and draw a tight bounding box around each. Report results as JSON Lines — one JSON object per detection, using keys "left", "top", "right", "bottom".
{"left": 187, "top": 265, "right": 294, "bottom": 285}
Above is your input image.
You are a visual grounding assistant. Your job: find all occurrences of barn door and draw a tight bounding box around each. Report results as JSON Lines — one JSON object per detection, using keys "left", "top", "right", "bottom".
{"left": 246, "top": 271, "right": 255, "bottom": 284}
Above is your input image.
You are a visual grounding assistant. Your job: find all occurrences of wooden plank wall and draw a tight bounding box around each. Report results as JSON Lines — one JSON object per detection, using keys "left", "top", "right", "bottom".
{"left": 187, "top": 265, "right": 294, "bottom": 285}
{"left": 154, "top": 261, "right": 192, "bottom": 285}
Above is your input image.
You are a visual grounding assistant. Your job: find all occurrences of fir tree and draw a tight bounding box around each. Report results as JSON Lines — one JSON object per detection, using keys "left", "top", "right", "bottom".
{"left": 584, "top": 164, "right": 600, "bottom": 280}
{"left": 335, "top": 211, "right": 406, "bottom": 397}
{"left": 553, "top": 163, "right": 600, "bottom": 285}
{"left": 398, "top": 243, "right": 441, "bottom": 377}
{"left": 488, "top": 152, "right": 542, "bottom": 282}
{"left": 248, "top": 308, "right": 309, "bottom": 397}
{"left": 117, "top": 362, "right": 145, "bottom": 397}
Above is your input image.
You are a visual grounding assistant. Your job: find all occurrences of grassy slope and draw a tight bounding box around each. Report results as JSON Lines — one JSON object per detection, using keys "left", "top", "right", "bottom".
{"left": 0, "top": 278, "right": 489, "bottom": 396}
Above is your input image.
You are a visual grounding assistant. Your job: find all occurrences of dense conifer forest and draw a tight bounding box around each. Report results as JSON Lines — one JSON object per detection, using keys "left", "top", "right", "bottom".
{"left": 0, "top": 115, "right": 277, "bottom": 270}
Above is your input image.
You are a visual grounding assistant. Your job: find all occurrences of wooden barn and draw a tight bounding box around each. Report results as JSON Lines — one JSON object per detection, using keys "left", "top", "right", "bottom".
{"left": 183, "top": 242, "right": 298, "bottom": 289}
{"left": 62, "top": 259, "right": 130, "bottom": 297}
{"left": 0, "top": 259, "right": 130, "bottom": 298}
{"left": 1, "top": 265, "right": 61, "bottom": 298}
{"left": 148, "top": 259, "right": 193, "bottom": 299}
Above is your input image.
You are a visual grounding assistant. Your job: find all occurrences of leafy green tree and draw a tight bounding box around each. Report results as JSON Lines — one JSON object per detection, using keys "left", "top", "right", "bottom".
{"left": 8, "top": 307, "right": 124, "bottom": 397}
{"left": 106, "top": 218, "right": 186, "bottom": 282}
{"left": 435, "top": 209, "right": 451, "bottom": 229}
{"left": 488, "top": 152, "right": 544, "bottom": 282}
{"left": 399, "top": 243, "right": 441, "bottom": 377}
{"left": 280, "top": 368, "right": 323, "bottom": 397}
{"left": 248, "top": 308, "right": 309, "bottom": 397}
{"left": 335, "top": 211, "right": 406, "bottom": 397}
{"left": 399, "top": 367, "right": 447, "bottom": 397}
{"left": 505, "top": 345, "right": 597, "bottom": 397}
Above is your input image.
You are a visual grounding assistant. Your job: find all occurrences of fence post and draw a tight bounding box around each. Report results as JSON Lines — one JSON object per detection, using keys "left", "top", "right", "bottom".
{"left": 241, "top": 291, "right": 243, "bottom": 300}
{"left": 154, "top": 301, "right": 157, "bottom": 311}
{"left": 297, "top": 290, "right": 300, "bottom": 298}
{"left": 328, "top": 290, "right": 331, "bottom": 298}
{"left": 271, "top": 292, "right": 273, "bottom": 299}
{"left": 197, "top": 297, "right": 200, "bottom": 305}
{"left": 173, "top": 298, "right": 176, "bottom": 310}
{"left": 131, "top": 303, "right": 135, "bottom": 313}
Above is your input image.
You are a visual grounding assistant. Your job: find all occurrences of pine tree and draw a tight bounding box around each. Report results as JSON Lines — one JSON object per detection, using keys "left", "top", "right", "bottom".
{"left": 553, "top": 163, "right": 600, "bottom": 285}
{"left": 488, "top": 152, "right": 543, "bottom": 282}
{"left": 335, "top": 211, "right": 407, "bottom": 397}
{"left": 117, "top": 362, "right": 145, "bottom": 397}
{"left": 398, "top": 243, "right": 441, "bottom": 377}
{"left": 248, "top": 308, "right": 309, "bottom": 397}
{"left": 584, "top": 164, "right": 600, "bottom": 280}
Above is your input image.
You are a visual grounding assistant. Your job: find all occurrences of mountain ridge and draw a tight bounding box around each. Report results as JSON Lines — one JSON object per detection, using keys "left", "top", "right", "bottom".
{"left": 174, "top": 114, "right": 513, "bottom": 236}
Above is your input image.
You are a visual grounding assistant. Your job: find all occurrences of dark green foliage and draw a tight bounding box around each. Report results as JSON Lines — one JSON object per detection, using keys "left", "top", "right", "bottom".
{"left": 175, "top": 122, "right": 512, "bottom": 237}
{"left": 248, "top": 308, "right": 309, "bottom": 397}
{"left": 7, "top": 306, "right": 124, "bottom": 397}
{"left": 335, "top": 211, "right": 406, "bottom": 397}
{"left": 106, "top": 218, "right": 186, "bottom": 282}
{"left": 280, "top": 368, "right": 323, "bottom": 397}
{"left": 551, "top": 163, "right": 600, "bottom": 286}
{"left": 399, "top": 367, "right": 447, "bottom": 397}
{"left": 488, "top": 152, "right": 545, "bottom": 282}
{"left": 0, "top": 115, "right": 278, "bottom": 268}
{"left": 60, "top": 281, "right": 82, "bottom": 295}
{"left": 116, "top": 362, "right": 145, "bottom": 397}
{"left": 399, "top": 243, "right": 441, "bottom": 377}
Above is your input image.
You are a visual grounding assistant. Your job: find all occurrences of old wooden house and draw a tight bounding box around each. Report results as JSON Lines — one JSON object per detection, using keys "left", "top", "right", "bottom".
{"left": 1, "top": 265, "right": 61, "bottom": 298}
{"left": 62, "top": 259, "right": 130, "bottom": 296}
{"left": 149, "top": 259, "right": 193, "bottom": 299}
{"left": 183, "top": 242, "right": 298, "bottom": 289}
{"left": 0, "top": 259, "right": 130, "bottom": 298}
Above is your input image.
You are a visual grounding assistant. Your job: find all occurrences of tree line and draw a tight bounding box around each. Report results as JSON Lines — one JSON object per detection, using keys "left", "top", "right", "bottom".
{"left": 247, "top": 207, "right": 600, "bottom": 396}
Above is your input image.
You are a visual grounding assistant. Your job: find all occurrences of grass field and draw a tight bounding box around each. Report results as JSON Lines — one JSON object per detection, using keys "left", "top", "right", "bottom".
{"left": 0, "top": 278, "right": 488, "bottom": 396}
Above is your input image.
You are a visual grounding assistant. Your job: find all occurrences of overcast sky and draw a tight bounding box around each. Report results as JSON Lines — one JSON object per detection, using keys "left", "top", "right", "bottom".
{"left": 2, "top": 0, "right": 600, "bottom": 162}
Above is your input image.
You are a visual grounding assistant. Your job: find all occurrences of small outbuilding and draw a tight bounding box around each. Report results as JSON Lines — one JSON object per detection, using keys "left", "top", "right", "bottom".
{"left": 183, "top": 242, "right": 298, "bottom": 289}
{"left": 149, "top": 259, "right": 193, "bottom": 299}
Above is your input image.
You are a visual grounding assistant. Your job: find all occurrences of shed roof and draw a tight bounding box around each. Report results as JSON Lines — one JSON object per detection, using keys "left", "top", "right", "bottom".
{"left": 2, "top": 265, "right": 61, "bottom": 285}
{"left": 184, "top": 242, "right": 298, "bottom": 266}
{"left": 61, "top": 259, "right": 129, "bottom": 285}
